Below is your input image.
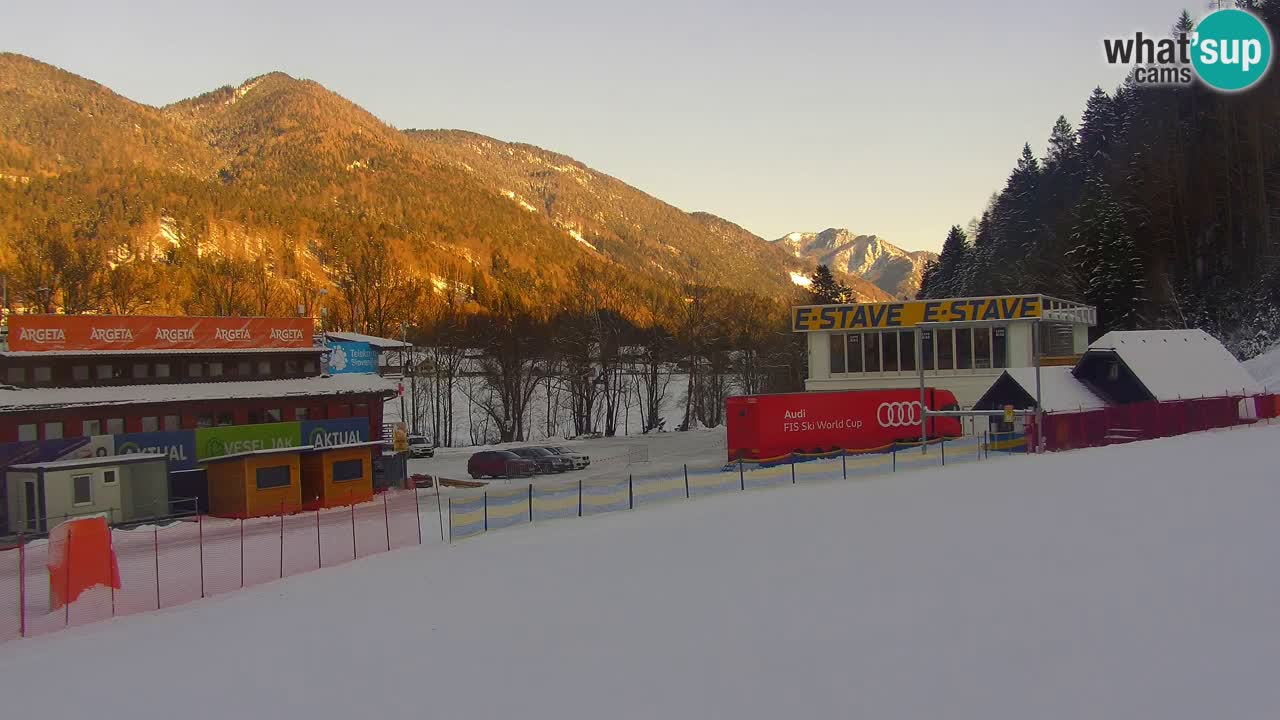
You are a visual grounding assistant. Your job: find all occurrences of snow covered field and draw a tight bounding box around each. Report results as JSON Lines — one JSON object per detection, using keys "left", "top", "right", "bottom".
{"left": 2, "top": 425, "right": 1278, "bottom": 719}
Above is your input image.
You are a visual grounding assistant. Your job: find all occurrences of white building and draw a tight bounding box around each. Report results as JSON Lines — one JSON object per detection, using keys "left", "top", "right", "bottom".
{"left": 795, "top": 294, "right": 1096, "bottom": 408}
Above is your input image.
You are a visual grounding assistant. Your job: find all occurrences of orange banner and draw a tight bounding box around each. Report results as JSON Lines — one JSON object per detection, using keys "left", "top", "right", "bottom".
{"left": 7, "top": 316, "right": 314, "bottom": 352}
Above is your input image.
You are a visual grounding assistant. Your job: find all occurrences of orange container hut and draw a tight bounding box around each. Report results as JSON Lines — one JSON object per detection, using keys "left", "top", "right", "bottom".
{"left": 206, "top": 447, "right": 306, "bottom": 518}
{"left": 300, "top": 442, "right": 379, "bottom": 509}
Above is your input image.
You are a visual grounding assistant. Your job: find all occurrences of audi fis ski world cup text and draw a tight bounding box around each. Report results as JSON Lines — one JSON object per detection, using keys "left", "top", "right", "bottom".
{"left": 781, "top": 408, "right": 864, "bottom": 433}
{"left": 1103, "top": 8, "right": 1272, "bottom": 91}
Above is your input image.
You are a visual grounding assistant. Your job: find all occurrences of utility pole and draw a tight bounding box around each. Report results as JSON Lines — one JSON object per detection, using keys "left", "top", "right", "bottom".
{"left": 400, "top": 322, "right": 408, "bottom": 431}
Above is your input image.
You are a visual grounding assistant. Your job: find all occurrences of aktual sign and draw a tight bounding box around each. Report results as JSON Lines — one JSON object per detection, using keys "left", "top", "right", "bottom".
{"left": 7, "top": 316, "right": 314, "bottom": 352}
{"left": 302, "top": 418, "right": 370, "bottom": 449}
{"left": 325, "top": 341, "right": 378, "bottom": 374}
{"left": 792, "top": 295, "right": 1042, "bottom": 333}
{"left": 195, "top": 422, "right": 301, "bottom": 461}
{"left": 116, "top": 431, "right": 198, "bottom": 470}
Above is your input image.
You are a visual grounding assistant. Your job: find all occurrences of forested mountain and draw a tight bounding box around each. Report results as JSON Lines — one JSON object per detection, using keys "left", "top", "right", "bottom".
{"left": 917, "top": 4, "right": 1280, "bottom": 359}
{"left": 0, "top": 53, "right": 818, "bottom": 333}
{"left": 776, "top": 229, "right": 936, "bottom": 299}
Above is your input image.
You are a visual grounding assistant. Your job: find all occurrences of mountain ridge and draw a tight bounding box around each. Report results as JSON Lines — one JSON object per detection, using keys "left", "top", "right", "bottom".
{"left": 0, "top": 53, "right": 898, "bottom": 324}
{"left": 775, "top": 228, "right": 936, "bottom": 299}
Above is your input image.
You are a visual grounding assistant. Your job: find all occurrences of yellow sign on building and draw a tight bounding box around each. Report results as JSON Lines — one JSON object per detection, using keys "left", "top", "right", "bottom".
{"left": 791, "top": 295, "right": 1043, "bottom": 333}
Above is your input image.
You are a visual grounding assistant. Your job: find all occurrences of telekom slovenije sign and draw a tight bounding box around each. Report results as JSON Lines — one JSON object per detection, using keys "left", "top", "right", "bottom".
{"left": 6, "top": 316, "right": 314, "bottom": 352}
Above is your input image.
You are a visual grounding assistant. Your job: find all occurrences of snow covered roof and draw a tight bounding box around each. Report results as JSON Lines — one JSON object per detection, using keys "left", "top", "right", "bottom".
{"left": 996, "top": 367, "right": 1109, "bottom": 412}
{"left": 10, "top": 453, "right": 166, "bottom": 472}
{"left": 325, "top": 332, "right": 410, "bottom": 350}
{"left": 0, "top": 374, "right": 399, "bottom": 413}
{"left": 1085, "top": 330, "right": 1262, "bottom": 401}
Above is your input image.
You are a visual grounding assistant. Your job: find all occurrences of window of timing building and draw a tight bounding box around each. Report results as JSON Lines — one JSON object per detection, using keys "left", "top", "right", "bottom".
{"left": 826, "top": 327, "right": 1007, "bottom": 375}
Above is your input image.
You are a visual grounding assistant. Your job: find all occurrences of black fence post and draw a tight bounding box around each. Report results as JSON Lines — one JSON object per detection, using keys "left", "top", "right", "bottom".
{"left": 790, "top": 454, "right": 796, "bottom": 484}
{"left": 629, "top": 474, "right": 634, "bottom": 510}
{"left": 841, "top": 449, "right": 847, "bottom": 479}
{"left": 684, "top": 464, "right": 690, "bottom": 498}
{"left": 528, "top": 483, "right": 533, "bottom": 523}
{"left": 941, "top": 438, "right": 946, "bottom": 466}
{"left": 483, "top": 492, "right": 488, "bottom": 531}
{"left": 892, "top": 447, "right": 897, "bottom": 472}
{"left": 578, "top": 479, "right": 583, "bottom": 517}
{"left": 739, "top": 459, "right": 745, "bottom": 491}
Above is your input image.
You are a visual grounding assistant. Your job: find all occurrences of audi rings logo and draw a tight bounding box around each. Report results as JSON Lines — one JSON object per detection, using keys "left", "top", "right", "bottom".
{"left": 877, "top": 401, "right": 922, "bottom": 428}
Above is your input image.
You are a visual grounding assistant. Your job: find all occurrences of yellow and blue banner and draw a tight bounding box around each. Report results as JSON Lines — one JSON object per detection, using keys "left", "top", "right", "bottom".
{"left": 792, "top": 295, "right": 1042, "bottom": 332}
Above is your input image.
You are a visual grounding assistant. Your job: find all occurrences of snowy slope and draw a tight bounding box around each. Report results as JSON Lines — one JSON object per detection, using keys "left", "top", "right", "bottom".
{"left": 3, "top": 425, "right": 1278, "bottom": 719}
{"left": 1242, "top": 341, "right": 1280, "bottom": 390}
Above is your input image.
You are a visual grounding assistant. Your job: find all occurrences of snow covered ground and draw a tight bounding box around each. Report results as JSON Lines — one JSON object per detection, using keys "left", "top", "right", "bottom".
{"left": 2, "top": 425, "right": 1278, "bottom": 719}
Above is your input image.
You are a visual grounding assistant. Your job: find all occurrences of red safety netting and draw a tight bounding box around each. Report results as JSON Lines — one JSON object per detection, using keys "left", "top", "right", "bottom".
{"left": 2, "top": 490, "right": 424, "bottom": 644}
{"left": 385, "top": 490, "right": 422, "bottom": 550}
{"left": 0, "top": 546, "right": 20, "bottom": 642}
{"left": 1038, "top": 395, "right": 1264, "bottom": 451}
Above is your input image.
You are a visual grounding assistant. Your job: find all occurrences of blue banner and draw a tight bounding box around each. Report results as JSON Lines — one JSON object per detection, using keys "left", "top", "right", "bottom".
{"left": 326, "top": 341, "right": 378, "bottom": 374}
{"left": 115, "top": 431, "right": 198, "bottom": 470}
{"left": 302, "top": 418, "right": 370, "bottom": 448}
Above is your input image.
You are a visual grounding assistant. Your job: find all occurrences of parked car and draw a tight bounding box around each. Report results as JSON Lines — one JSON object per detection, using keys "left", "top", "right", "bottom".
{"left": 543, "top": 446, "right": 590, "bottom": 470}
{"left": 467, "top": 450, "right": 536, "bottom": 479}
{"left": 510, "top": 446, "right": 570, "bottom": 474}
{"left": 407, "top": 434, "right": 434, "bottom": 458}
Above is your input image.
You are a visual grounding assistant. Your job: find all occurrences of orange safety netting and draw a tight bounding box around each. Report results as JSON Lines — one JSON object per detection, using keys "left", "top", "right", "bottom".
{"left": 48, "top": 517, "right": 120, "bottom": 610}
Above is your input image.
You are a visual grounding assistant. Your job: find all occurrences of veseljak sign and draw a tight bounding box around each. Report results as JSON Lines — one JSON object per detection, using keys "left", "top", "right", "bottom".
{"left": 7, "top": 316, "right": 314, "bottom": 352}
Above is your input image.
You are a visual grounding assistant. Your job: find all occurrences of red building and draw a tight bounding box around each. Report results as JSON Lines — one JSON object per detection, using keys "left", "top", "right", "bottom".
{"left": 0, "top": 316, "right": 394, "bottom": 444}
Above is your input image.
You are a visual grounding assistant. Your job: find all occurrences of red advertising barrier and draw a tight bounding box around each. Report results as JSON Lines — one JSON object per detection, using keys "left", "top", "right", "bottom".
{"left": 7, "top": 315, "right": 313, "bottom": 352}
{"left": 0, "top": 489, "right": 423, "bottom": 645}
{"left": 1038, "top": 395, "right": 1265, "bottom": 452}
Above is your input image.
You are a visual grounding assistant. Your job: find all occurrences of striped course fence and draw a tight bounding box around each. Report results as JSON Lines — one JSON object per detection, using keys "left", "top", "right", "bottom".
{"left": 448, "top": 434, "right": 1025, "bottom": 541}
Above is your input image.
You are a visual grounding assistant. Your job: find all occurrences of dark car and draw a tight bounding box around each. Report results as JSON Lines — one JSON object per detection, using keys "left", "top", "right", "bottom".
{"left": 467, "top": 450, "right": 536, "bottom": 479}
{"left": 510, "top": 446, "right": 570, "bottom": 474}
{"left": 542, "top": 446, "right": 590, "bottom": 470}
{"left": 407, "top": 434, "right": 434, "bottom": 458}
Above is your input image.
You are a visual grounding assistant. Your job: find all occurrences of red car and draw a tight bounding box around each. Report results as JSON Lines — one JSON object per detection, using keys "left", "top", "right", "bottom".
{"left": 467, "top": 450, "right": 536, "bottom": 479}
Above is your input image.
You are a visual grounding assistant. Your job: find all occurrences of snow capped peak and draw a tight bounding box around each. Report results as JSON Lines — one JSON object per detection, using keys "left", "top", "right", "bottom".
{"left": 776, "top": 228, "right": 936, "bottom": 298}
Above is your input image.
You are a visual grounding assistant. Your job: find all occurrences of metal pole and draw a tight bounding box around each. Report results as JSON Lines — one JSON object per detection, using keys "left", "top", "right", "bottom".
{"left": 841, "top": 449, "right": 847, "bottom": 479}
{"left": 197, "top": 513, "right": 205, "bottom": 599}
{"left": 383, "top": 492, "right": 391, "bottom": 552}
{"left": 316, "top": 510, "right": 322, "bottom": 568}
{"left": 684, "top": 464, "right": 690, "bottom": 498}
{"left": 434, "top": 479, "right": 444, "bottom": 542}
{"left": 153, "top": 528, "right": 160, "bottom": 610}
{"left": 917, "top": 326, "right": 927, "bottom": 450}
{"left": 1033, "top": 321, "right": 1043, "bottom": 454}
{"left": 18, "top": 536, "right": 26, "bottom": 638}
{"left": 738, "top": 459, "right": 744, "bottom": 490}
{"left": 528, "top": 483, "right": 533, "bottom": 522}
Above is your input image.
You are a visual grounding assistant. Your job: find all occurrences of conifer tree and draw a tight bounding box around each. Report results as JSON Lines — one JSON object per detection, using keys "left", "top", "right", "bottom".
{"left": 808, "top": 264, "right": 851, "bottom": 304}
{"left": 1067, "top": 174, "right": 1144, "bottom": 330}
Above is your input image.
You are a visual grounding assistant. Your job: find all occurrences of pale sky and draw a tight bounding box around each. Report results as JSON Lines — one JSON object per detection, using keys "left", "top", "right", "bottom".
{"left": 2, "top": 0, "right": 1200, "bottom": 251}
